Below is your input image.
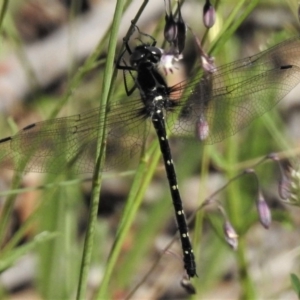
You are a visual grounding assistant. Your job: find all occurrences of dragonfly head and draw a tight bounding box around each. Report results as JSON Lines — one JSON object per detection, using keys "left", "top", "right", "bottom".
{"left": 130, "top": 45, "right": 163, "bottom": 69}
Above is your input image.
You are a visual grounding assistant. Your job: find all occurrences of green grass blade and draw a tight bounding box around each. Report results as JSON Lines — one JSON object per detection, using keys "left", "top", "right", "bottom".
{"left": 0, "top": 0, "right": 8, "bottom": 31}
{"left": 0, "top": 231, "right": 59, "bottom": 272}
{"left": 96, "top": 140, "right": 160, "bottom": 299}
{"left": 76, "top": 1, "right": 126, "bottom": 299}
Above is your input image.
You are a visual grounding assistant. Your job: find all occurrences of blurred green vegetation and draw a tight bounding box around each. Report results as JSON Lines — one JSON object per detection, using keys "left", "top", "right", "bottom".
{"left": 0, "top": 0, "right": 299, "bottom": 299}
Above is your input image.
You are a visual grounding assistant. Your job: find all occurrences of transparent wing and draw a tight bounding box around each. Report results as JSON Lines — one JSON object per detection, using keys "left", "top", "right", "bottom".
{"left": 169, "top": 36, "right": 300, "bottom": 144}
{"left": 1, "top": 36, "right": 299, "bottom": 173}
{"left": 0, "top": 97, "right": 149, "bottom": 174}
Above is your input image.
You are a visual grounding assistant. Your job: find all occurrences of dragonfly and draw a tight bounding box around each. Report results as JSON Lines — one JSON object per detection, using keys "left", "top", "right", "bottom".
{"left": 0, "top": 33, "right": 299, "bottom": 277}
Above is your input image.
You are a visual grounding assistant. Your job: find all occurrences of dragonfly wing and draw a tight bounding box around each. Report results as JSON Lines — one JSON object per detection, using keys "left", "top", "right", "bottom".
{"left": 169, "top": 36, "right": 300, "bottom": 144}
{"left": 0, "top": 98, "right": 148, "bottom": 174}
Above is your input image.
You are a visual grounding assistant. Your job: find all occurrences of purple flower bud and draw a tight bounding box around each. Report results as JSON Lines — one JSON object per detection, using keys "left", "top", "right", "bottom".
{"left": 223, "top": 220, "right": 238, "bottom": 250}
{"left": 195, "top": 116, "right": 209, "bottom": 141}
{"left": 190, "top": 28, "right": 216, "bottom": 73}
{"left": 164, "top": 9, "right": 177, "bottom": 43}
{"left": 164, "top": 0, "right": 186, "bottom": 55}
{"left": 256, "top": 191, "right": 271, "bottom": 229}
{"left": 203, "top": 0, "right": 216, "bottom": 28}
{"left": 278, "top": 174, "right": 291, "bottom": 200}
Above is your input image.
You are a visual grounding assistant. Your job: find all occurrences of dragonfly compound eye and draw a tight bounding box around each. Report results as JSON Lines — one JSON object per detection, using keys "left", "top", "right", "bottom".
{"left": 130, "top": 47, "right": 146, "bottom": 67}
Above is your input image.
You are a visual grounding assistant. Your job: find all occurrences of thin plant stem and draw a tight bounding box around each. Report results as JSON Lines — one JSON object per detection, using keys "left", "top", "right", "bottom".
{"left": 208, "top": 0, "right": 260, "bottom": 55}
{"left": 76, "top": 0, "right": 126, "bottom": 299}
{"left": 0, "top": 0, "right": 9, "bottom": 30}
{"left": 96, "top": 141, "right": 160, "bottom": 299}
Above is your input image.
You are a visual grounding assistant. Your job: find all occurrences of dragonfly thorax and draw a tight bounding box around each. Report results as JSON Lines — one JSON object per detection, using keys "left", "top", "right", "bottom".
{"left": 130, "top": 45, "right": 163, "bottom": 68}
